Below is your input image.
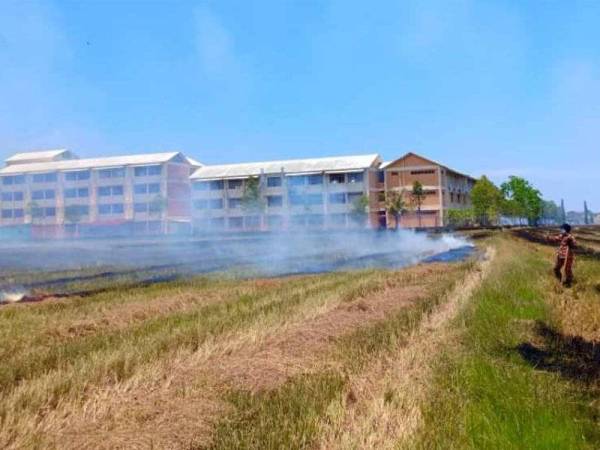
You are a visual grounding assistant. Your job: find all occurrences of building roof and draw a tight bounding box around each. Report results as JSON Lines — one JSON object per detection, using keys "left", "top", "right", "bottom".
{"left": 0, "top": 152, "right": 193, "bottom": 175}
{"left": 190, "top": 154, "right": 381, "bottom": 180}
{"left": 383, "top": 152, "right": 477, "bottom": 181}
{"left": 5, "top": 149, "right": 75, "bottom": 165}
{"left": 185, "top": 156, "right": 203, "bottom": 167}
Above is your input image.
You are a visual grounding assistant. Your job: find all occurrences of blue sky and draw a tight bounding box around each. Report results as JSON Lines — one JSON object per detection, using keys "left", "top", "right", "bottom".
{"left": 1, "top": 0, "right": 598, "bottom": 210}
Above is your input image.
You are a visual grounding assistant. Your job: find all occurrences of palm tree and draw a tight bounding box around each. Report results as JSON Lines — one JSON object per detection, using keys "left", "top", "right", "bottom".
{"left": 349, "top": 194, "right": 369, "bottom": 228}
{"left": 240, "top": 176, "right": 265, "bottom": 230}
{"left": 385, "top": 190, "right": 407, "bottom": 230}
{"left": 410, "top": 181, "right": 426, "bottom": 227}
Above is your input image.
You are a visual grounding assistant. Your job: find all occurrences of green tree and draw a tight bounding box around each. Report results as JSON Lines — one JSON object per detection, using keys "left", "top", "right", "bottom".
{"left": 64, "top": 205, "right": 83, "bottom": 236}
{"left": 149, "top": 195, "right": 168, "bottom": 233}
{"left": 445, "top": 208, "right": 475, "bottom": 228}
{"left": 541, "top": 200, "right": 561, "bottom": 225}
{"left": 349, "top": 194, "right": 369, "bottom": 227}
{"left": 410, "top": 181, "right": 426, "bottom": 227}
{"left": 471, "top": 176, "right": 503, "bottom": 226}
{"left": 385, "top": 190, "right": 407, "bottom": 230}
{"left": 240, "top": 176, "right": 265, "bottom": 230}
{"left": 500, "top": 176, "right": 543, "bottom": 226}
{"left": 26, "top": 201, "right": 43, "bottom": 225}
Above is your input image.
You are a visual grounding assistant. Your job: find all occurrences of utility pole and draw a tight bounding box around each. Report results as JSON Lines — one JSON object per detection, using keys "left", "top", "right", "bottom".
{"left": 560, "top": 199, "right": 566, "bottom": 223}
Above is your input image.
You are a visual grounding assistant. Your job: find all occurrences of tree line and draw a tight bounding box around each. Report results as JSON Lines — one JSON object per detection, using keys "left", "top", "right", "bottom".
{"left": 446, "top": 175, "right": 565, "bottom": 227}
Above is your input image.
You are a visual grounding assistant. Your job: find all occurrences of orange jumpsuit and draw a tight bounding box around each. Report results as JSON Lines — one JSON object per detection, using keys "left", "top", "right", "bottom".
{"left": 550, "top": 232, "right": 576, "bottom": 284}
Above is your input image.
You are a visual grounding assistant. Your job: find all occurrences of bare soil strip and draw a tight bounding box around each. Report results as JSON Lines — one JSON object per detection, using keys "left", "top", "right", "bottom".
{"left": 316, "top": 248, "right": 494, "bottom": 449}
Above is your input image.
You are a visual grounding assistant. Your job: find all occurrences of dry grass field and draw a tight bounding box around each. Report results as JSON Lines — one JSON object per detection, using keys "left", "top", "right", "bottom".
{"left": 1, "top": 227, "right": 599, "bottom": 449}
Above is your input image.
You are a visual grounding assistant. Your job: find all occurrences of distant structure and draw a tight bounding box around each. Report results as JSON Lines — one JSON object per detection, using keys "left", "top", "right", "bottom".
{"left": 0, "top": 150, "right": 199, "bottom": 238}
{"left": 0, "top": 149, "right": 475, "bottom": 237}
{"left": 584, "top": 201, "right": 590, "bottom": 225}
{"left": 561, "top": 199, "right": 567, "bottom": 223}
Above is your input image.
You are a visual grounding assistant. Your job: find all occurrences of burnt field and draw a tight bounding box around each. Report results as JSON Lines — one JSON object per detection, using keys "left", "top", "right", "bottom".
{"left": 0, "top": 230, "right": 473, "bottom": 303}
{"left": 0, "top": 229, "right": 479, "bottom": 449}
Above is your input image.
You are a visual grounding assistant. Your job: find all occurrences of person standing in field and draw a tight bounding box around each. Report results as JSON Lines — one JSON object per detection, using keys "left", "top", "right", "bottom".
{"left": 548, "top": 223, "right": 577, "bottom": 287}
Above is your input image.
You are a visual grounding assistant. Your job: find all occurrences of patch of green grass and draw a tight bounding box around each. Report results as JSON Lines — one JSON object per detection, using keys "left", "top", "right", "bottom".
{"left": 201, "top": 372, "right": 345, "bottom": 450}
{"left": 416, "top": 236, "right": 600, "bottom": 449}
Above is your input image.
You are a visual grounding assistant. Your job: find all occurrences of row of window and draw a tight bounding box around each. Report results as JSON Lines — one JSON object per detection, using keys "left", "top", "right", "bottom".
{"left": 193, "top": 192, "right": 363, "bottom": 210}
{"left": 193, "top": 172, "right": 364, "bottom": 192}
{"left": 197, "top": 213, "right": 351, "bottom": 229}
{"left": 0, "top": 183, "right": 161, "bottom": 202}
{"left": 1, "top": 191, "right": 24, "bottom": 201}
{"left": 0, "top": 165, "right": 163, "bottom": 186}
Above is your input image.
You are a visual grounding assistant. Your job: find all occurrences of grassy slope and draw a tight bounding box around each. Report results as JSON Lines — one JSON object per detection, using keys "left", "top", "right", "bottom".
{"left": 416, "top": 234, "right": 600, "bottom": 449}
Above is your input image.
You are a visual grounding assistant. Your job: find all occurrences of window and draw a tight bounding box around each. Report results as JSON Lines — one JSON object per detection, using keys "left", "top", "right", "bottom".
{"left": 66, "top": 205, "right": 89, "bottom": 216}
{"left": 148, "top": 183, "right": 160, "bottom": 194}
{"left": 14, "top": 209, "right": 23, "bottom": 218}
{"left": 32, "top": 173, "right": 57, "bottom": 183}
{"left": 2, "top": 209, "right": 12, "bottom": 218}
{"left": 209, "top": 180, "right": 224, "bottom": 190}
{"left": 98, "top": 203, "right": 124, "bottom": 215}
{"left": 287, "top": 175, "right": 306, "bottom": 186}
{"left": 65, "top": 188, "right": 88, "bottom": 199}
{"left": 347, "top": 193, "right": 363, "bottom": 204}
{"left": 193, "top": 199, "right": 208, "bottom": 210}
{"left": 209, "top": 217, "right": 225, "bottom": 228}
{"left": 410, "top": 169, "right": 435, "bottom": 175}
{"left": 209, "top": 199, "right": 223, "bottom": 209}
{"left": 134, "top": 203, "right": 148, "bottom": 213}
{"left": 308, "top": 174, "right": 323, "bottom": 185}
{"left": 289, "top": 193, "right": 304, "bottom": 206}
{"left": 98, "top": 185, "right": 123, "bottom": 196}
{"left": 348, "top": 172, "right": 363, "bottom": 183}
{"left": 305, "top": 194, "right": 323, "bottom": 205}
{"left": 2, "top": 175, "right": 25, "bottom": 185}
{"left": 65, "top": 170, "right": 90, "bottom": 181}
{"left": 267, "top": 176, "right": 282, "bottom": 187}
{"left": 307, "top": 214, "right": 324, "bottom": 226}
{"left": 228, "top": 198, "right": 242, "bottom": 209}
{"left": 134, "top": 165, "right": 162, "bottom": 177}
{"left": 267, "top": 215, "right": 283, "bottom": 228}
{"left": 228, "top": 217, "right": 243, "bottom": 228}
{"left": 32, "top": 190, "right": 54, "bottom": 200}
{"left": 193, "top": 181, "right": 209, "bottom": 191}
{"left": 330, "top": 213, "right": 347, "bottom": 226}
{"left": 1, "top": 192, "right": 12, "bottom": 201}
{"left": 245, "top": 216, "right": 260, "bottom": 227}
{"left": 134, "top": 184, "right": 147, "bottom": 194}
{"left": 98, "top": 168, "right": 125, "bottom": 179}
{"left": 13, "top": 192, "right": 23, "bottom": 201}
{"left": 450, "top": 192, "right": 454, "bottom": 203}
{"left": 267, "top": 195, "right": 283, "bottom": 207}
{"left": 98, "top": 186, "right": 111, "bottom": 196}
{"left": 329, "top": 173, "right": 345, "bottom": 184}
{"left": 45, "top": 207, "right": 56, "bottom": 217}
{"left": 377, "top": 192, "right": 386, "bottom": 202}
{"left": 228, "top": 179, "right": 243, "bottom": 189}
{"left": 377, "top": 171, "right": 385, "bottom": 183}
{"left": 328, "top": 193, "right": 346, "bottom": 204}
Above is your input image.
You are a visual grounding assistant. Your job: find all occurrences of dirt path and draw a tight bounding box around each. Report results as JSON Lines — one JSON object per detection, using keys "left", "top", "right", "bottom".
{"left": 316, "top": 247, "right": 495, "bottom": 449}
